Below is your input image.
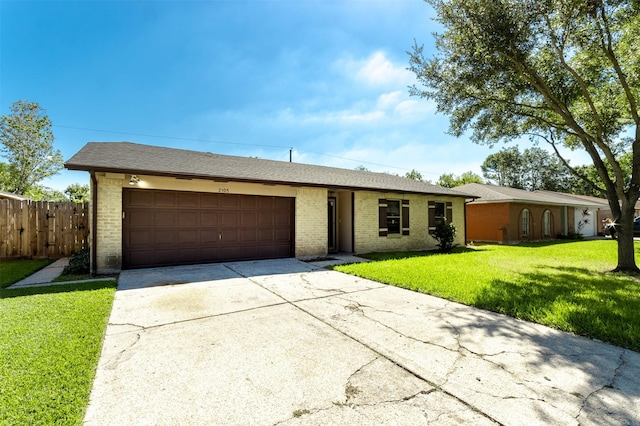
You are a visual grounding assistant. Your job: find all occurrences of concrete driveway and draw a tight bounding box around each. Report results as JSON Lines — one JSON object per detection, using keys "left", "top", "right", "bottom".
{"left": 85, "top": 259, "right": 640, "bottom": 425}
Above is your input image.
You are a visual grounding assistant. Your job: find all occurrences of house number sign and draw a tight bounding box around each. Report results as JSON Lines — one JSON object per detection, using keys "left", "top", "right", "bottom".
{"left": 218, "top": 188, "right": 230, "bottom": 193}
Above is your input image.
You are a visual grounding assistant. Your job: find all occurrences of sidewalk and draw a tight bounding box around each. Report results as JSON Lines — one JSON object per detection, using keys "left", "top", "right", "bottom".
{"left": 7, "top": 258, "right": 113, "bottom": 289}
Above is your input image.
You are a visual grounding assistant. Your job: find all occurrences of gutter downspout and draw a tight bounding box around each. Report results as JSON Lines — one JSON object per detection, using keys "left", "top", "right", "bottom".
{"left": 90, "top": 172, "right": 98, "bottom": 276}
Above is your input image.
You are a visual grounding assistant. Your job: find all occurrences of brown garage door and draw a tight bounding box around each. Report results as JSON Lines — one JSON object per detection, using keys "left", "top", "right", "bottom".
{"left": 122, "top": 189, "right": 295, "bottom": 269}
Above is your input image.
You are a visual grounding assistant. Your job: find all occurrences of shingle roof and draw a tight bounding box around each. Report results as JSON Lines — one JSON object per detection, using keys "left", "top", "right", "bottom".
{"left": 458, "top": 183, "right": 604, "bottom": 207}
{"left": 65, "top": 142, "right": 474, "bottom": 198}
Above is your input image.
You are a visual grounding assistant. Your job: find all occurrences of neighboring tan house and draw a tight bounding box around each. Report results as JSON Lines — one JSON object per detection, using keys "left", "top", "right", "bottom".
{"left": 458, "top": 183, "right": 604, "bottom": 244}
{"left": 65, "top": 142, "right": 473, "bottom": 274}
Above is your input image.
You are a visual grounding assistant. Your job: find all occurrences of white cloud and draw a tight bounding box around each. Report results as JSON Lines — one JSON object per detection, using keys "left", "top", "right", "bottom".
{"left": 334, "top": 51, "right": 416, "bottom": 88}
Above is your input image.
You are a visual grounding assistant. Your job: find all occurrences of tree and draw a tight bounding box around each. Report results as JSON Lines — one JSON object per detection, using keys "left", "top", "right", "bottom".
{"left": 354, "top": 165, "right": 370, "bottom": 172}
{"left": 437, "top": 171, "right": 483, "bottom": 187}
{"left": 65, "top": 183, "right": 90, "bottom": 203}
{"left": 405, "top": 169, "right": 424, "bottom": 181}
{"left": 0, "top": 100, "right": 63, "bottom": 195}
{"left": 409, "top": 0, "right": 640, "bottom": 272}
{"left": 25, "top": 185, "right": 67, "bottom": 202}
{"left": 481, "top": 146, "right": 571, "bottom": 191}
{"left": 481, "top": 147, "right": 524, "bottom": 188}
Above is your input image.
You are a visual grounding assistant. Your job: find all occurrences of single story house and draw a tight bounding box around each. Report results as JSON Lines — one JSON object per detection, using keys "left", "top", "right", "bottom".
{"left": 458, "top": 183, "right": 605, "bottom": 243}
{"left": 65, "top": 142, "right": 473, "bottom": 274}
{"left": 534, "top": 191, "right": 612, "bottom": 235}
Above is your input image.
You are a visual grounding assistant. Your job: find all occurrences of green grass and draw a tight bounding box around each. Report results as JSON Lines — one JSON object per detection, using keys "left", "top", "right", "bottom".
{"left": 336, "top": 240, "right": 640, "bottom": 352}
{"left": 0, "top": 259, "right": 55, "bottom": 289}
{"left": 0, "top": 280, "right": 116, "bottom": 425}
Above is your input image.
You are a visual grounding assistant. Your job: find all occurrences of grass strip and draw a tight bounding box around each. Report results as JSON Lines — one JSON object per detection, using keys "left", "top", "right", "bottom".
{"left": 0, "top": 259, "right": 55, "bottom": 289}
{"left": 0, "top": 280, "right": 116, "bottom": 425}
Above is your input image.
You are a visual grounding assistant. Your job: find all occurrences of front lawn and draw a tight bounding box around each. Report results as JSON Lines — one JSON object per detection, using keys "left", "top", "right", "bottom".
{"left": 335, "top": 240, "right": 640, "bottom": 352}
{"left": 0, "top": 281, "right": 116, "bottom": 425}
{"left": 0, "top": 258, "right": 55, "bottom": 289}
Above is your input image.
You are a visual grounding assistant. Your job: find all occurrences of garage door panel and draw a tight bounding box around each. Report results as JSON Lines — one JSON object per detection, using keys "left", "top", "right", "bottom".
{"left": 274, "top": 228, "right": 291, "bottom": 241}
{"left": 126, "top": 190, "right": 154, "bottom": 207}
{"left": 178, "top": 192, "right": 200, "bottom": 207}
{"left": 200, "top": 212, "right": 218, "bottom": 226}
{"left": 239, "top": 229, "right": 256, "bottom": 242}
{"left": 154, "top": 230, "right": 176, "bottom": 244}
{"left": 275, "top": 212, "right": 292, "bottom": 225}
{"left": 123, "top": 189, "right": 294, "bottom": 269}
{"left": 154, "top": 192, "right": 178, "bottom": 207}
{"left": 240, "top": 211, "right": 257, "bottom": 227}
{"left": 221, "top": 229, "right": 238, "bottom": 242}
{"left": 155, "top": 212, "right": 177, "bottom": 227}
{"left": 241, "top": 196, "right": 258, "bottom": 209}
{"left": 221, "top": 212, "right": 238, "bottom": 226}
{"left": 200, "top": 230, "right": 219, "bottom": 243}
{"left": 129, "top": 211, "right": 152, "bottom": 227}
{"left": 178, "top": 230, "right": 198, "bottom": 243}
{"left": 200, "top": 193, "right": 220, "bottom": 208}
{"left": 258, "top": 212, "right": 274, "bottom": 226}
{"left": 129, "top": 230, "right": 152, "bottom": 245}
{"left": 178, "top": 212, "right": 199, "bottom": 226}
{"left": 221, "top": 195, "right": 241, "bottom": 208}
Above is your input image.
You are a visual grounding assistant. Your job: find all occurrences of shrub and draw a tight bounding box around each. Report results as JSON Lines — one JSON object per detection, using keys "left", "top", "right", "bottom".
{"left": 432, "top": 221, "right": 457, "bottom": 253}
{"left": 62, "top": 248, "right": 90, "bottom": 275}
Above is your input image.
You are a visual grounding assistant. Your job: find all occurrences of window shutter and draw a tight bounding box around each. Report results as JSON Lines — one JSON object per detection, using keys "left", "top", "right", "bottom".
{"left": 446, "top": 201, "right": 453, "bottom": 224}
{"left": 402, "top": 200, "right": 410, "bottom": 235}
{"left": 428, "top": 200, "right": 436, "bottom": 234}
{"left": 378, "top": 199, "right": 387, "bottom": 236}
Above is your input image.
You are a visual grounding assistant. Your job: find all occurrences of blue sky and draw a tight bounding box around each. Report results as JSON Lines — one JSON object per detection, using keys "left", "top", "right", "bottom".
{"left": 1, "top": 0, "right": 588, "bottom": 191}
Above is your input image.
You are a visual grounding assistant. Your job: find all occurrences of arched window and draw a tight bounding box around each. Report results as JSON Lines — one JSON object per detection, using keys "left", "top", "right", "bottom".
{"left": 543, "top": 210, "right": 551, "bottom": 236}
{"left": 521, "top": 209, "right": 530, "bottom": 237}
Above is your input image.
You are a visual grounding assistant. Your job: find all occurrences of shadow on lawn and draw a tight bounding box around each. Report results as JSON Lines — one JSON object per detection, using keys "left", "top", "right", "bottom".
{"left": 0, "top": 280, "right": 117, "bottom": 300}
{"left": 361, "top": 246, "right": 478, "bottom": 261}
{"left": 473, "top": 265, "right": 640, "bottom": 352}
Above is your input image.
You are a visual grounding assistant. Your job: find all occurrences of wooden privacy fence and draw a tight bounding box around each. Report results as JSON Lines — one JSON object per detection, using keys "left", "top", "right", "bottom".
{"left": 0, "top": 199, "right": 89, "bottom": 259}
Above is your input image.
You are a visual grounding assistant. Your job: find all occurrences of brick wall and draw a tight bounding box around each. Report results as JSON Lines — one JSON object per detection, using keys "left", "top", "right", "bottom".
{"left": 95, "top": 174, "right": 124, "bottom": 273}
{"left": 295, "top": 187, "right": 328, "bottom": 257}
{"left": 467, "top": 201, "right": 566, "bottom": 243}
{"left": 354, "top": 192, "right": 466, "bottom": 254}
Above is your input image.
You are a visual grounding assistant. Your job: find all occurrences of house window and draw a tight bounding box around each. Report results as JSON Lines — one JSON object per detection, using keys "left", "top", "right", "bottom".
{"left": 428, "top": 200, "right": 452, "bottom": 234}
{"left": 387, "top": 200, "right": 401, "bottom": 235}
{"left": 378, "top": 199, "right": 410, "bottom": 237}
{"left": 543, "top": 210, "right": 551, "bottom": 236}
{"left": 522, "top": 209, "right": 530, "bottom": 236}
{"left": 435, "top": 202, "right": 446, "bottom": 224}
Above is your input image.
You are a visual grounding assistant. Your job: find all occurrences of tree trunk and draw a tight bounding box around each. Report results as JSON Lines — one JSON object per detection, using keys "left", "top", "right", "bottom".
{"left": 613, "top": 206, "right": 639, "bottom": 273}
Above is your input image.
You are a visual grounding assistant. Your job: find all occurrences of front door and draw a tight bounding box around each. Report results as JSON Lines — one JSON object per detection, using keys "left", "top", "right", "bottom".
{"left": 328, "top": 197, "right": 337, "bottom": 253}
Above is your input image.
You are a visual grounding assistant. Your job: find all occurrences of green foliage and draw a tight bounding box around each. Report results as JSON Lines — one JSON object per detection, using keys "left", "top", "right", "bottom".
{"left": 0, "top": 100, "right": 63, "bottom": 195}
{"left": 481, "top": 146, "right": 571, "bottom": 191}
{"left": 337, "top": 241, "right": 640, "bottom": 351}
{"left": 65, "top": 183, "right": 89, "bottom": 202}
{"left": 409, "top": 0, "right": 640, "bottom": 271}
{"left": 62, "top": 248, "right": 90, "bottom": 276}
{"left": 437, "top": 170, "right": 483, "bottom": 187}
{"left": 354, "top": 165, "right": 370, "bottom": 172}
{"left": 431, "top": 221, "right": 457, "bottom": 252}
{"left": 405, "top": 169, "right": 424, "bottom": 181}
{"left": 0, "top": 281, "right": 116, "bottom": 425}
{"left": 24, "top": 185, "right": 67, "bottom": 201}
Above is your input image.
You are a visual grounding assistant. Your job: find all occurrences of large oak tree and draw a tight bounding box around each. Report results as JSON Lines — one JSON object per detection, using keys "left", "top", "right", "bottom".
{"left": 409, "top": 0, "right": 639, "bottom": 272}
